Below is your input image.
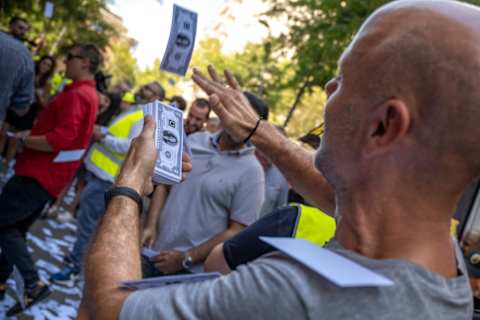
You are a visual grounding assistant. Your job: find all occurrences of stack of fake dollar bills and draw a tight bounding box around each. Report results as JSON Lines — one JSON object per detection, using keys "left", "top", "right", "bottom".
{"left": 143, "top": 101, "right": 185, "bottom": 185}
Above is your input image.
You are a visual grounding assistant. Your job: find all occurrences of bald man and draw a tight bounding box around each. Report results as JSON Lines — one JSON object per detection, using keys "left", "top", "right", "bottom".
{"left": 80, "top": 1, "right": 475, "bottom": 319}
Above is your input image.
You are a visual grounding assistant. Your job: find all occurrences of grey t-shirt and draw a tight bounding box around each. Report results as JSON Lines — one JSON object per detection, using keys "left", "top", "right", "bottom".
{"left": 0, "top": 32, "right": 34, "bottom": 121}
{"left": 152, "top": 131, "right": 265, "bottom": 271}
{"left": 121, "top": 239, "right": 472, "bottom": 320}
{"left": 260, "top": 164, "right": 289, "bottom": 217}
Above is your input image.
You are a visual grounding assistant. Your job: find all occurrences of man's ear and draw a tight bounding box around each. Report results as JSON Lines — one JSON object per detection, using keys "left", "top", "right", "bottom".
{"left": 364, "top": 98, "right": 410, "bottom": 156}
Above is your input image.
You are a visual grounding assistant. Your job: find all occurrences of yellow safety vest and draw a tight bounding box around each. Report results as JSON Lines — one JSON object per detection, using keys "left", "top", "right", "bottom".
{"left": 87, "top": 109, "right": 144, "bottom": 180}
{"left": 291, "top": 204, "right": 458, "bottom": 246}
{"left": 292, "top": 204, "right": 336, "bottom": 246}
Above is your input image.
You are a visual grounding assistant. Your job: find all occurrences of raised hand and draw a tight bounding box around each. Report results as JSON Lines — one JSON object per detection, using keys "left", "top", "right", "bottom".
{"left": 116, "top": 116, "right": 193, "bottom": 196}
{"left": 116, "top": 116, "right": 157, "bottom": 196}
{"left": 192, "top": 65, "right": 261, "bottom": 144}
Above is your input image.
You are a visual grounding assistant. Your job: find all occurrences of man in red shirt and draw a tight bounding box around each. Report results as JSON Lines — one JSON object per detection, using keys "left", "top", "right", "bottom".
{"left": 0, "top": 43, "right": 101, "bottom": 316}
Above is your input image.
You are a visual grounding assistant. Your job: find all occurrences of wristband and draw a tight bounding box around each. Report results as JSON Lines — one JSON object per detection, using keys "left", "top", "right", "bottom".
{"left": 243, "top": 118, "right": 262, "bottom": 144}
{"left": 105, "top": 186, "right": 143, "bottom": 214}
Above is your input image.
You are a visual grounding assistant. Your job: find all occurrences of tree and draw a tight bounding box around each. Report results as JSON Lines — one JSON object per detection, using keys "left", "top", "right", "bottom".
{"left": 0, "top": 0, "right": 116, "bottom": 56}
{"left": 190, "top": 38, "right": 292, "bottom": 114}
{"left": 106, "top": 40, "right": 138, "bottom": 86}
{"left": 263, "top": 0, "right": 480, "bottom": 128}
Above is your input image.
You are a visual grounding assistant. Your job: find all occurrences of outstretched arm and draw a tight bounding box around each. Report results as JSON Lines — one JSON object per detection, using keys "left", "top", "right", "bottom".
{"left": 80, "top": 116, "right": 192, "bottom": 319}
{"left": 192, "top": 66, "right": 335, "bottom": 215}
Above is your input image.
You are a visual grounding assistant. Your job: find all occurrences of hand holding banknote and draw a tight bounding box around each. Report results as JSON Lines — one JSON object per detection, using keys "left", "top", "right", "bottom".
{"left": 116, "top": 116, "right": 157, "bottom": 196}
{"left": 116, "top": 116, "right": 192, "bottom": 196}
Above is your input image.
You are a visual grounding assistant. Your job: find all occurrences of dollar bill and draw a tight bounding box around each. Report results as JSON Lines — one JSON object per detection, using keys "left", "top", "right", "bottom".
{"left": 144, "top": 101, "right": 185, "bottom": 184}
{"left": 160, "top": 4, "right": 198, "bottom": 76}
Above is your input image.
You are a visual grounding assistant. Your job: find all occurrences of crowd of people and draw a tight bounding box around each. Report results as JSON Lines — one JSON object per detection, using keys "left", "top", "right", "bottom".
{"left": 0, "top": 13, "right": 294, "bottom": 317}
{"left": 2, "top": 0, "right": 480, "bottom": 319}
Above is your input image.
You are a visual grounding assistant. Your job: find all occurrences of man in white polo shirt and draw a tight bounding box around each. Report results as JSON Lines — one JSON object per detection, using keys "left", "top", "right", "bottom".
{"left": 141, "top": 92, "right": 268, "bottom": 275}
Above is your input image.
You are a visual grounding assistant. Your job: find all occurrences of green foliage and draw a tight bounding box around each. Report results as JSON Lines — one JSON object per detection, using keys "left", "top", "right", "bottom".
{"left": 106, "top": 40, "right": 138, "bottom": 86}
{"left": 260, "top": 0, "right": 480, "bottom": 133}
{"left": 190, "top": 38, "right": 291, "bottom": 113}
{"left": 0, "top": 0, "right": 116, "bottom": 56}
{"left": 264, "top": 0, "right": 480, "bottom": 91}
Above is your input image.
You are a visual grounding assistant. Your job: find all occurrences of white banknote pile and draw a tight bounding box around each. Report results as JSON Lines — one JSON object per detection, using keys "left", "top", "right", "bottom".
{"left": 160, "top": 4, "right": 198, "bottom": 76}
{"left": 143, "top": 101, "right": 185, "bottom": 185}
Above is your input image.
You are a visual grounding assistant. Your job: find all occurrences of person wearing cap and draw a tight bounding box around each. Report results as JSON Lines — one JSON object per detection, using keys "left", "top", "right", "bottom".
{"left": 122, "top": 91, "right": 135, "bottom": 105}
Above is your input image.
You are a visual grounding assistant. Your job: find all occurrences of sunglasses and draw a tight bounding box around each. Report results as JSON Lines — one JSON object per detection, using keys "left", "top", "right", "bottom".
{"left": 66, "top": 53, "right": 84, "bottom": 61}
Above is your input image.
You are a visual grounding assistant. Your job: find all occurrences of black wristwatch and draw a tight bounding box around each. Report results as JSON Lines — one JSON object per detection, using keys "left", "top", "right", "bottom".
{"left": 105, "top": 186, "right": 143, "bottom": 214}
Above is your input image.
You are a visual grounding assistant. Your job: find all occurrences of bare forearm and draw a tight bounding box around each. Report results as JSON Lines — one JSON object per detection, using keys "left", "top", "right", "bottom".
{"left": 83, "top": 197, "right": 141, "bottom": 319}
{"left": 189, "top": 228, "right": 241, "bottom": 265}
{"left": 24, "top": 135, "right": 53, "bottom": 152}
{"left": 144, "top": 185, "right": 168, "bottom": 230}
{"left": 204, "top": 243, "right": 231, "bottom": 274}
{"left": 252, "top": 122, "right": 335, "bottom": 215}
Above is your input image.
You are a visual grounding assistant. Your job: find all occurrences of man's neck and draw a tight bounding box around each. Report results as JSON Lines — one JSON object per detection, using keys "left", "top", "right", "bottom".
{"left": 218, "top": 131, "right": 244, "bottom": 151}
{"left": 72, "top": 73, "right": 94, "bottom": 82}
{"left": 334, "top": 185, "right": 458, "bottom": 278}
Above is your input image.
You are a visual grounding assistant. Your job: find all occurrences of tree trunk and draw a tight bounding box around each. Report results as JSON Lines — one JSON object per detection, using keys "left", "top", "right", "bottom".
{"left": 283, "top": 80, "right": 310, "bottom": 128}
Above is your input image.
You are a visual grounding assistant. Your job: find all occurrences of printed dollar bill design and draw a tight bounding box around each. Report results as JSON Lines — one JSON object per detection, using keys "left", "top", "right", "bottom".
{"left": 160, "top": 4, "right": 198, "bottom": 76}
{"left": 143, "top": 101, "right": 184, "bottom": 184}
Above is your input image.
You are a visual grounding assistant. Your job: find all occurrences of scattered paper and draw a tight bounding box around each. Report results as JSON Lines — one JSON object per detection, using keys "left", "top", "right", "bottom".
{"left": 260, "top": 237, "right": 394, "bottom": 287}
{"left": 120, "top": 272, "right": 221, "bottom": 290}
{"left": 53, "top": 149, "right": 85, "bottom": 163}
{"left": 44, "top": 1, "right": 54, "bottom": 18}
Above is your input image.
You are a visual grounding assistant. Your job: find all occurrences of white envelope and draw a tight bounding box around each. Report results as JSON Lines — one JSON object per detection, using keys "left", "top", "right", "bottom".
{"left": 53, "top": 149, "right": 85, "bottom": 163}
{"left": 260, "top": 237, "right": 394, "bottom": 288}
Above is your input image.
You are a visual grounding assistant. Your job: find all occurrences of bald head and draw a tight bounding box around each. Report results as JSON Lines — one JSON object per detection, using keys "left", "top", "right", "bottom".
{"left": 319, "top": 0, "right": 480, "bottom": 196}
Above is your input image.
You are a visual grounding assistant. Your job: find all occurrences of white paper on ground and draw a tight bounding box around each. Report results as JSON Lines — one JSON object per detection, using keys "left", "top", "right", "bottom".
{"left": 260, "top": 237, "right": 394, "bottom": 288}
{"left": 120, "top": 272, "right": 222, "bottom": 290}
{"left": 53, "top": 149, "right": 85, "bottom": 163}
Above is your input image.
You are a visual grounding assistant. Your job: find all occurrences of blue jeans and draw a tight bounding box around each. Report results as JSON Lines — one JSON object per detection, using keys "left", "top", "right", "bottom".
{"left": 70, "top": 172, "right": 112, "bottom": 270}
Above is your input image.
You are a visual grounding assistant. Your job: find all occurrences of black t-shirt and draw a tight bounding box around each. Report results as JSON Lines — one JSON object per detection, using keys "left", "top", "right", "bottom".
{"left": 223, "top": 206, "right": 299, "bottom": 270}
